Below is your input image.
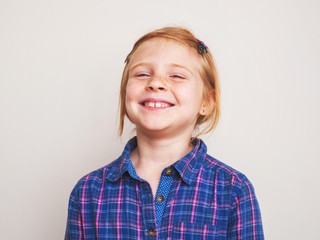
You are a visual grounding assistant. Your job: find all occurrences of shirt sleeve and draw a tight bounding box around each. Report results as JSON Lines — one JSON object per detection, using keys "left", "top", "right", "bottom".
{"left": 227, "top": 177, "right": 264, "bottom": 240}
{"left": 65, "top": 185, "right": 83, "bottom": 240}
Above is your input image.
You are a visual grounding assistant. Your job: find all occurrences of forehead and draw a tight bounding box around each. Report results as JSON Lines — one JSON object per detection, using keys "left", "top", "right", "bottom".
{"left": 129, "top": 38, "right": 201, "bottom": 72}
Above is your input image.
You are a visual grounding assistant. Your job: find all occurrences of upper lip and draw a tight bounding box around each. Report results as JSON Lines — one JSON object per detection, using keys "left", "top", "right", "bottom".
{"left": 139, "top": 98, "right": 175, "bottom": 106}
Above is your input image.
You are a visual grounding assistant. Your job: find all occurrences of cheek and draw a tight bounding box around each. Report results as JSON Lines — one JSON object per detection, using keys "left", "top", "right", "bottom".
{"left": 125, "top": 81, "right": 136, "bottom": 103}
{"left": 180, "top": 83, "right": 204, "bottom": 105}
{"left": 124, "top": 82, "right": 140, "bottom": 116}
{"left": 124, "top": 93, "right": 134, "bottom": 121}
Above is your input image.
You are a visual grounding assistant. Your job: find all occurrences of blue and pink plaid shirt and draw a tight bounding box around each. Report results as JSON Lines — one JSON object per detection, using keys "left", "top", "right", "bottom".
{"left": 65, "top": 137, "right": 264, "bottom": 239}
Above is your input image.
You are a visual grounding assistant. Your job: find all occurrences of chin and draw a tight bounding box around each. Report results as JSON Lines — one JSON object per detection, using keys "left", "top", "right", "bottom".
{"left": 136, "top": 122, "right": 170, "bottom": 133}
{"left": 142, "top": 125, "right": 169, "bottom": 132}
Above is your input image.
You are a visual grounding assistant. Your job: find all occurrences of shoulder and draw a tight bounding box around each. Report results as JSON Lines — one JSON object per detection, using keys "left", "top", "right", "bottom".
{"left": 70, "top": 156, "right": 121, "bottom": 197}
{"left": 202, "top": 153, "right": 259, "bottom": 206}
{"left": 202, "top": 153, "right": 256, "bottom": 194}
{"left": 204, "top": 154, "right": 247, "bottom": 181}
{"left": 196, "top": 139, "right": 250, "bottom": 187}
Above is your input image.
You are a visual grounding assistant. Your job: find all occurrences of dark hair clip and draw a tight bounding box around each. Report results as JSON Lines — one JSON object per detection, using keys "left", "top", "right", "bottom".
{"left": 197, "top": 39, "right": 208, "bottom": 54}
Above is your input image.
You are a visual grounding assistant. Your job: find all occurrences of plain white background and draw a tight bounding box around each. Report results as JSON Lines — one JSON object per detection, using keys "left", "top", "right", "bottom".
{"left": 1, "top": 0, "right": 319, "bottom": 239}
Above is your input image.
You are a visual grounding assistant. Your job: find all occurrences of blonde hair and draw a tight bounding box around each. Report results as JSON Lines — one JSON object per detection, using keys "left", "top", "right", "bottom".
{"left": 118, "top": 26, "right": 220, "bottom": 138}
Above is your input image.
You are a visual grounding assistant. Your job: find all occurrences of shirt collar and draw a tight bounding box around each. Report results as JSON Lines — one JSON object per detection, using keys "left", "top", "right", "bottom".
{"left": 171, "top": 137, "right": 207, "bottom": 185}
{"left": 106, "top": 137, "right": 138, "bottom": 182}
{"left": 106, "top": 136, "right": 207, "bottom": 185}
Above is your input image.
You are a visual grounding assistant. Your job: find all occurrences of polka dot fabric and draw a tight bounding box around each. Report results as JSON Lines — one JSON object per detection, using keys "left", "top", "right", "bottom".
{"left": 154, "top": 169, "right": 173, "bottom": 227}
{"left": 127, "top": 161, "right": 173, "bottom": 228}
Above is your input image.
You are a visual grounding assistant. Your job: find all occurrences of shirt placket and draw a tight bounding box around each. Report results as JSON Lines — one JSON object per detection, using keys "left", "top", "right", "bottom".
{"left": 139, "top": 181, "right": 158, "bottom": 239}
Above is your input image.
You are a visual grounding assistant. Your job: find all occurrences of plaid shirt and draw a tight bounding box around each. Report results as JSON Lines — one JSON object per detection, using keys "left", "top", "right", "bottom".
{"left": 65, "top": 137, "right": 264, "bottom": 239}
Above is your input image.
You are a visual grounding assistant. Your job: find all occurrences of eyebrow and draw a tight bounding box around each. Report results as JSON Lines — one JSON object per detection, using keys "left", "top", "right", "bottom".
{"left": 170, "top": 64, "right": 193, "bottom": 75}
{"left": 129, "top": 62, "right": 151, "bottom": 72}
{"left": 129, "top": 62, "right": 193, "bottom": 75}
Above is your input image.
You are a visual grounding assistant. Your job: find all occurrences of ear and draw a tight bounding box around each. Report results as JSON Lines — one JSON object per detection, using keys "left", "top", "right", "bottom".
{"left": 199, "top": 91, "right": 216, "bottom": 116}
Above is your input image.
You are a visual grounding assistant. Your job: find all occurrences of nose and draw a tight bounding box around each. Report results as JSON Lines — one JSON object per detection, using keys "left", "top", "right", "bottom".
{"left": 145, "top": 76, "right": 168, "bottom": 92}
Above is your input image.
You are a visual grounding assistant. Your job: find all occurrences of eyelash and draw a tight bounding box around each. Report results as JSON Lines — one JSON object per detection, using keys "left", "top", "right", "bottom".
{"left": 137, "top": 73, "right": 150, "bottom": 77}
{"left": 171, "top": 75, "right": 185, "bottom": 79}
{"left": 134, "top": 73, "right": 186, "bottom": 80}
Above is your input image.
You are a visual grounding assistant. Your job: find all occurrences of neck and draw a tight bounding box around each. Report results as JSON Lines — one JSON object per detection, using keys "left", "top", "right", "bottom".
{"left": 130, "top": 130, "right": 194, "bottom": 170}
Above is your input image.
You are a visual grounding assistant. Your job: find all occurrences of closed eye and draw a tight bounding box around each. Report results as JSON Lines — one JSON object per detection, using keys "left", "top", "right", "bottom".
{"left": 171, "top": 74, "right": 185, "bottom": 79}
{"left": 136, "top": 73, "right": 150, "bottom": 77}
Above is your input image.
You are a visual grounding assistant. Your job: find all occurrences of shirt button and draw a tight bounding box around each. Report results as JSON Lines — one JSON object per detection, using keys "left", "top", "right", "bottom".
{"left": 156, "top": 195, "right": 164, "bottom": 203}
{"left": 165, "top": 168, "right": 173, "bottom": 176}
{"left": 148, "top": 228, "right": 156, "bottom": 236}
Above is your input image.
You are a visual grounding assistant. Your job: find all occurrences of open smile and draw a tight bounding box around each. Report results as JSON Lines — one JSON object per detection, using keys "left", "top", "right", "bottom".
{"left": 139, "top": 98, "right": 175, "bottom": 109}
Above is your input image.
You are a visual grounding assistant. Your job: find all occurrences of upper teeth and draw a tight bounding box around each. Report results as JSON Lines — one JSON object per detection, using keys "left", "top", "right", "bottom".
{"left": 144, "top": 102, "right": 170, "bottom": 108}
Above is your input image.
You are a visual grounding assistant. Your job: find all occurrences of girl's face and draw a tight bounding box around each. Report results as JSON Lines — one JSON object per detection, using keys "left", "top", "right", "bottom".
{"left": 125, "top": 38, "right": 208, "bottom": 138}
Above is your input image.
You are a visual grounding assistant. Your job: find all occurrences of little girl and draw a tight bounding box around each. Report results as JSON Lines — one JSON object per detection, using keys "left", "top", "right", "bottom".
{"left": 65, "top": 27, "right": 264, "bottom": 239}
